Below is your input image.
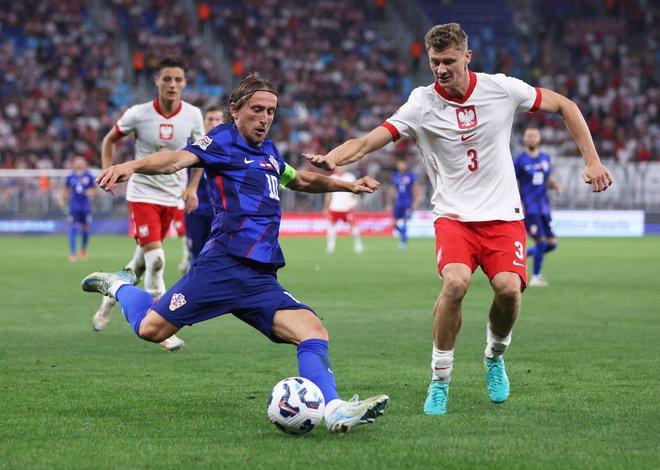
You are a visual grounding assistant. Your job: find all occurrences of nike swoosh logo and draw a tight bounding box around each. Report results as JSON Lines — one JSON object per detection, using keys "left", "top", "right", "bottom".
{"left": 513, "top": 260, "right": 525, "bottom": 267}
{"left": 434, "top": 366, "right": 449, "bottom": 371}
{"left": 461, "top": 133, "right": 477, "bottom": 142}
{"left": 244, "top": 158, "right": 255, "bottom": 164}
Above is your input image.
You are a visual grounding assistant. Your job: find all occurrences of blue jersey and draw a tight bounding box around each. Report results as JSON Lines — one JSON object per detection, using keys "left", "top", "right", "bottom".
{"left": 184, "top": 123, "right": 287, "bottom": 269}
{"left": 65, "top": 171, "right": 95, "bottom": 212}
{"left": 392, "top": 170, "right": 416, "bottom": 208}
{"left": 514, "top": 151, "right": 552, "bottom": 215}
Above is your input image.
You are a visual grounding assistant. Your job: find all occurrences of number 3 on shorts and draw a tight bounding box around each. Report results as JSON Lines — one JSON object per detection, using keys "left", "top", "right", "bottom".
{"left": 514, "top": 241, "right": 524, "bottom": 260}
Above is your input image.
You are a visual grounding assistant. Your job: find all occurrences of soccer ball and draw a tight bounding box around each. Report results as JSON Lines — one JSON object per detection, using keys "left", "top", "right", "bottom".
{"left": 267, "top": 377, "right": 325, "bottom": 435}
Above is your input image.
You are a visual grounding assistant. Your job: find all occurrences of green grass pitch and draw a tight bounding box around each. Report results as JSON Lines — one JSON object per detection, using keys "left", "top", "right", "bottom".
{"left": 1, "top": 234, "right": 658, "bottom": 469}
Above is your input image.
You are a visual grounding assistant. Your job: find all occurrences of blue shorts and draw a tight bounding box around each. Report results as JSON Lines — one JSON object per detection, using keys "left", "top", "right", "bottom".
{"left": 68, "top": 210, "right": 91, "bottom": 225}
{"left": 153, "top": 245, "right": 314, "bottom": 342}
{"left": 524, "top": 214, "right": 555, "bottom": 239}
{"left": 393, "top": 204, "right": 411, "bottom": 220}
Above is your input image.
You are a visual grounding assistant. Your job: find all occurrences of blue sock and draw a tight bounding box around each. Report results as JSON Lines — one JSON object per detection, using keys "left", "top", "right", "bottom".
{"left": 533, "top": 240, "right": 547, "bottom": 276}
{"left": 400, "top": 224, "right": 408, "bottom": 243}
{"left": 68, "top": 226, "right": 78, "bottom": 255}
{"left": 81, "top": 230, "right": 89, "bottom": 251}
{"left": 297, "top": 338, "right": 340, "bottom": 403}
{"left": 545, "top": 242, "right": 557, "bottom": 254}
{"left": 116, "top": 284, "right": 154, "bottom": 336}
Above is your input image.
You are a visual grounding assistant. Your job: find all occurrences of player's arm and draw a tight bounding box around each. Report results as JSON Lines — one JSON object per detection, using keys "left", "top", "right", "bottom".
{"left": 411, "top": 181, "right": 421, "bottom": 210}
{"left": 285, "top": 168, "right": 380, "bottom": 194}
{"left": 97, "top": 150, "right": 200, "bottom": 193}
{"left": 183, "top": 168, "right": 204, "bottom": 213}
{"left": 59, "top": 186, "right": 70, "bottom": 208}
{"left": 101, "top": 126, "right": 125, "bottom": 170}
{"left": 537, "top": 88, "right": 612, "bottom": 192}
{"left": 303, "top": 126, "right": 392, "bottom": 171}
{"left": 548, "top": 175, "right": 562, "bottom": 196}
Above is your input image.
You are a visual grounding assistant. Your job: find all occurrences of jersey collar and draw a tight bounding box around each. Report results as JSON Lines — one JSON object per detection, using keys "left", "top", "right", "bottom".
{"left": 434, "top": 71, "right": 477, "bottom": 104}
{"left": 153, "top": 98, "right": 183, "bottom": 118}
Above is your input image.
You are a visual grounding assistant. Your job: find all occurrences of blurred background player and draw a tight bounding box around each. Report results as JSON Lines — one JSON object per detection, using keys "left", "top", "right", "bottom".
{"left": 91, "top": 56, "right": 205, "bottom": 352}
{"left": 514, "top": 126, "right": 561, "bottom": 287}
{"left": 181, "top": 105, "right": 225, "bottom": 272}
{"left": 387, "top": 158, "right": 420, "bottom": 251}
{"left": 323, "top": 165, "right": 363, "bottom": 254}
{"left": 59, "top": 155, "right": 96, "bottom": 262}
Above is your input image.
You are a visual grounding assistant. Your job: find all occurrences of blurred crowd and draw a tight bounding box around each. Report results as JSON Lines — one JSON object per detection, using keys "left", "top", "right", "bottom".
{"left": 0, "top": 0, "right": 657, "bottom": 183}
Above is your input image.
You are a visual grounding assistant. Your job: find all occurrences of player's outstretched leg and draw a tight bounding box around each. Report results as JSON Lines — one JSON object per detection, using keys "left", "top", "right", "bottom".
{"left": 82, "top": 268, "right": 138, "bottom": 296}
{"left": 325, "top": 394, "right": 389, "bottom": 433}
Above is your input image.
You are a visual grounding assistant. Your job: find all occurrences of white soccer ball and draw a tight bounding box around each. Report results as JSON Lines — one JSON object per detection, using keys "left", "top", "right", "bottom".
{"left": 267, "top": 377, "right": 325, "bottom": 435}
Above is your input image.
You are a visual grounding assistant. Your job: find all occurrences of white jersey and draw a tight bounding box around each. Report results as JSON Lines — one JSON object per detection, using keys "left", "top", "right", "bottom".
{"left": 384, "top": 71, "right": 541, "bottom": 222}
{"left": 328, "top": 172, "right": 357, "bottom": 212}
{"left": 116, "top": 99, "right": 204, "bottom": 206}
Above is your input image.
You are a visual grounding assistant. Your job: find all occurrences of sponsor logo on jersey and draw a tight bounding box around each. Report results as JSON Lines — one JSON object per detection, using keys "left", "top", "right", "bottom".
{"left": 268, "top": 155, "right": 280, "bottom": 173}
{"left": 169, "top": 293, "right": 187, "bottom": 311}
{"left": 159, "top": 124, "right": 174, "bottom": 140}
{"left": 460, "top": 132, "right": 477, "bottom": 142}
{"left": 192, "top": 135, "right": 213, "bottom": 150}
{"left": 456, "top": 106, "right": 477, "bottom": 130}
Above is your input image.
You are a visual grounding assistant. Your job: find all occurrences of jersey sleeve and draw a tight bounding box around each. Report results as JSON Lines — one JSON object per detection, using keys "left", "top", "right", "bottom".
{"left": 115, "top": 105, "right": 139, "bottom": 136}
{"left": 184, "top": 129, "right": 231, "bottom": 167}
{"left": 499, "top": 75, "right": 542, "bottom": 112}
{"left": 382, "top": 88, "right": 422, "bottom": 141}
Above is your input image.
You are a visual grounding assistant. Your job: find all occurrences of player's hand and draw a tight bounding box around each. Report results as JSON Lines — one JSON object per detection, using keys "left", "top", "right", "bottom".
{"left": 351, "top": 176, "right": 380, "bottom": 194}
{"left": 581, "top": 162, "right": 613, "bottom": 192}
{"left": 183, "top": 189, "right": 199, "bottom": 213}
{"left": 96, "top": 163, "right": 133, "bottom": 194}
{"left": 302, "top": 154, "right": 336, "bottom": 171}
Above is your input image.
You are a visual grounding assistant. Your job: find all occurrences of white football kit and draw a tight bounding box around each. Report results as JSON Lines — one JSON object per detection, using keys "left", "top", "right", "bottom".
{"left": 328, "top": 172, "right": 358, "bottom": 212}
{"left": 116, "top": 99, "right": 205, "bottom": 206}
{"left": 384, "top": 71, "right": 541, "bottom": 222}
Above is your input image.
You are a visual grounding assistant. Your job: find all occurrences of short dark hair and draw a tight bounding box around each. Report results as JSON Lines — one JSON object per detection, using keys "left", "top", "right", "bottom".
{"left": 156, "top": 56, "right": 188, "bottom": 74}
{"left": 227, "top": 72, "right": 278, "bottom": 124}
{"left": 204, "top": 105, "right": 223, "bottom": 115}
{"left": 424, "top": 23, "right": 468, "bottom": 52}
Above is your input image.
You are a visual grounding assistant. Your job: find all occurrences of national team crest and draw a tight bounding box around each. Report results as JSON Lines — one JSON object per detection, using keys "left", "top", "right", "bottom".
{"left": 268, "top": 155, "right": 280, "bottom": 173}
{"left": 169, "top": 293, "right": 187, "bottom": 311}
{"left": 138, "top": 224, "right": 150, "bottom": 238}
{"left": 159, "top": 123, "right": 174, "bottom": 140}
{"left": 456, "top": 106, "right": 477, "bottom": 130}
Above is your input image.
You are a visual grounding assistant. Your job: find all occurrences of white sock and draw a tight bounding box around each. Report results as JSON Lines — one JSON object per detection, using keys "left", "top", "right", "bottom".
{"left": 125, "top": 245, "right": 145, "bottom": 281}
{"left": 108, "top": 281, "right": 128, "bottom": 299}
{"left": 431, "top": 346, "right": 454, "bottom": 384}
{"left": 324, "top": 398, "right": 344, "bottom": 419}
{"left": 181, "top": 237, "right": 190, "bottom": 264}
{"left": 485, "top": 322, "right": 512, "bottom": 360}
{"left": 144, "top": 248, "right": 166, "bottom": 299}
{"left": 327, "top": 225, "right": 336, "bottom": 253}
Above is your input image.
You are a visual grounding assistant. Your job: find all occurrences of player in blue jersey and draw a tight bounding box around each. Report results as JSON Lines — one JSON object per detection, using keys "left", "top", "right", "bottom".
{"left": 60, "top": 156, "right": 96, "bottom": 262}
{"left": 514, "top": 126, "right": 561, "bottom": 287}
{"left": 388, "top": 158, "right": 420, "bottom": 251}
{"left": 180, "top": 105, "right": 225, "bottom": 273}
{"left": 81, "top": 73, "right": 389, "bottom": 433}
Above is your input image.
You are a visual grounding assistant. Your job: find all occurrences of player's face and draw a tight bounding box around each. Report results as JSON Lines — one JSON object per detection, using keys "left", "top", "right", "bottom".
{"left": 524, "top": 129, "right": 541, "bottom": 150}
{"left": 396, "top": 160, "right": 408, "bottom": 173}
{"left": 232, "top": 91, "right": 277, "bottom": 147}
{"left": 73, "top": 157, "right": 86, "bottom": 173}
{"left": 204, "top": 111, "right": 224, "bottom": 133}
{"left": 155, "top": 67, "right": 187, "bottom": 102}
{"left": 428, "top": 46, "right": 471, "bottom": 92}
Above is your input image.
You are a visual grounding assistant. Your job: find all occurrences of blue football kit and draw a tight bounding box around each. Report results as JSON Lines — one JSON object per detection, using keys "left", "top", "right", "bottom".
{"left": 392, "top": 170, "right": 416, "bottom": 220}
{"left": 184, "top": 169, "right": 214, "bottom": 260}
{"left": 513, "top": 151, "right": 555, "bottom": 239}
{"left": 65, "top": 170, "right": 95, "bottom": 257}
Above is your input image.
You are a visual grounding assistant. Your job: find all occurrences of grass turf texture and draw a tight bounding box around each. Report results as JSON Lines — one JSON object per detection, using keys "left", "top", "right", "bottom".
{"left": 1, "top": 234, "right": 658, "bottom": 469}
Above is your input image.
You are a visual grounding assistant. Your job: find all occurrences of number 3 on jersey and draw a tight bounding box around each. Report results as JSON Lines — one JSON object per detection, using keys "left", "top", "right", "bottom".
{"left": 266, "top": 174, "right": 280, "bottom": 201}
{"left": 467, "top": 149, "right": 478, "bottom": 172}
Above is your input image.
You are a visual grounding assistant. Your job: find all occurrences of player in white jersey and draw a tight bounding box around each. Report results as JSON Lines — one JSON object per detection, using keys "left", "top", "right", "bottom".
{"left": 323, "top": 166, "right": 363, "bottom": 254}
{"left": 92, "top": 56, "right": 205, "bottom": 351}
{"left": 304, "top": 23, "right": 613, "bottom": 414}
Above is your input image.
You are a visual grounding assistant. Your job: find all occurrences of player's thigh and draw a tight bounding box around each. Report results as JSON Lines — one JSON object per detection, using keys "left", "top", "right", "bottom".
{"left": 139, "top": 308, "right": 181, "bottom": 340}
{"left": 434, "top": 217, "right": 479, "bottom": 277}
{"left": 477, "top": 220, "right": 527, "bottom": 288}
{"left": 541, "top": 214, "right": 556, "bottom": 239}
